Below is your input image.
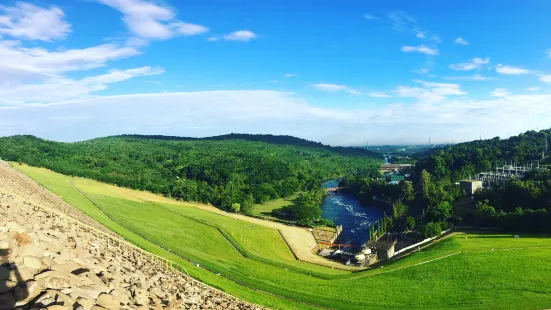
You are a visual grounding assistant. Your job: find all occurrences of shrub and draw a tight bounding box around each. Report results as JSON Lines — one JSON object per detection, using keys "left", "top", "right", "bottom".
{"left": 421, "top": 222, "right": 442, "bottom": 238}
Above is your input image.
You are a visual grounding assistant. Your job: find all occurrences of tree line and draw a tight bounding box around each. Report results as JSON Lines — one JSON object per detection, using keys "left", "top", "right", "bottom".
{"left": 0, "top": 135, "right": 381, "bottom": 217}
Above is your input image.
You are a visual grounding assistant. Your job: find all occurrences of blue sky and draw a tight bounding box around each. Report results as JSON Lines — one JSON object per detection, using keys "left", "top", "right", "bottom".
{"left": 1, "top": 0, "right": 551, "bottom": 145}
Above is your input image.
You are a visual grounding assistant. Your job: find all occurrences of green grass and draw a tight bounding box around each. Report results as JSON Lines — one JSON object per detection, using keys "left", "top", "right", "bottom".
{"left": 13, "top": 163, "right": 551, "bottom": 310}
{"left": 251, "top": 195, "right": 297, "bottom": 219}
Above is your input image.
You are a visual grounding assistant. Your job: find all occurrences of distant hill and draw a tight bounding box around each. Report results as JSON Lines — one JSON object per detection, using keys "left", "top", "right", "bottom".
{"left": 415, "top": 129, "right": 551, "bottom": 180}
{"left": 0, "top": 134, "right": 382, "bottom": 213}
{"left": 118, "top": 133, "right": 383, "bottom": 158}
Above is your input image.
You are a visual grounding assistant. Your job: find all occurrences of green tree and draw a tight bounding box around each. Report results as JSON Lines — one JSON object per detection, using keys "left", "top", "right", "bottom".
{"left": 230, "top": 203, "right": 241, "bottom": 213}
{"left": 419, "top": 169, "right": 432, "bottom": 199}
{"left": 392, "top": 200, "right": 408, "bottom": 219}
{"left": 405, "top": 216, "right": 415, "bottom": 231}
{"left": 421, "top": 222, "right": 442, "bottom": 238}
{"left": 473, "top": 200, "right": 496, "bottom": 217}
{"left": 399, "top": 181, "right": 415, "bottom": 201}
{"left": 427, "top": 201, "right": 452, "bottom": 222}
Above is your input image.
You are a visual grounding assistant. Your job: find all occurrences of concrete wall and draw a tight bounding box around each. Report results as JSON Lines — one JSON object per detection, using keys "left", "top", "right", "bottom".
{"left": 460, "top": 180, "right": 482, "bottom": 195}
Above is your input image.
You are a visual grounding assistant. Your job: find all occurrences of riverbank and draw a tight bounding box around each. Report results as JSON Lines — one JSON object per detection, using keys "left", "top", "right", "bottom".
{"left": 321, "top": 180, "right": 384, "bottom": 246}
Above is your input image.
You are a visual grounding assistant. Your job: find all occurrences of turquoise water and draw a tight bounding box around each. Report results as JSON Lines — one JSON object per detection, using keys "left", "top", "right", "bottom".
{"left": 321, "top": 180, "right": 383, "bottom": 245}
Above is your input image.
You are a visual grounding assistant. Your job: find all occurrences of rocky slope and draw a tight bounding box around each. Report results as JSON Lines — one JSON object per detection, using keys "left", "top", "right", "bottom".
{"left": 0, "top": 161, "right": 262, "bottom": 310}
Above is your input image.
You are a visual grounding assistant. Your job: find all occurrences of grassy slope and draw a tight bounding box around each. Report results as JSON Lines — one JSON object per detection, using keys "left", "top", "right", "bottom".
{"left": 14, "top": 164, "right": 551, "bottom": 310}
{"left": 251, "top": 195, "right": 297, "bottom": 220}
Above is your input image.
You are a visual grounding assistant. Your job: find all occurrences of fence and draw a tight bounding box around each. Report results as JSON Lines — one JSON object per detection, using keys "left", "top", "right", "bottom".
{"left": 393, "top": 228, "right": 452, "bottom": 257}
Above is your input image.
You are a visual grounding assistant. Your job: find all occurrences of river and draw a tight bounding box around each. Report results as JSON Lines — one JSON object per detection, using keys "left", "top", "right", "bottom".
{"left": 321, "top": 179, "right": 384, "bottom": 245}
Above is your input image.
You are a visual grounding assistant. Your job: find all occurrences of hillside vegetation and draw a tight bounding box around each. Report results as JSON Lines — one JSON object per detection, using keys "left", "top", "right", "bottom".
{"left": 12, "top": 164, "right": 551, "bottom": 310}
{"left": 0, "top": 134, "right": 381, "bottom": 215}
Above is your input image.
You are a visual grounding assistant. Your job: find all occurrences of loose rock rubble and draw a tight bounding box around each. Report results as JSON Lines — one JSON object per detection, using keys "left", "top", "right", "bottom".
{"left": 0, "top": 161, "right": 263, "bottom": 310}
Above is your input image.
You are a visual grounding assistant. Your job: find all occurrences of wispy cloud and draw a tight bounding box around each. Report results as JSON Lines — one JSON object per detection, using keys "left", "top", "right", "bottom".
{"left": 388, "top": 11, "right": 439, "bottom": 44}
{"left": 392, "top": 81, "right": 466, "bottom": 105}
{"left": 0, "top": 66, "right": 163, "bottom": 104}
{"left": 401, "top": 45, "right": 439, "bottom": 56}
{"left": 495, "top": 64, "right": 532, "bottom": 75}
{"left": 388, "top": 11, "right": 415, "bottom": 32}
{"left": 369, "top": 92, "right": 390, "bottom": 98}
{"left": 4, "top": 89, "right": 551, "bottom": 145}
{"left": 546, "top": 49, "right": 551, "bottom": 58}
{"left": 97, "top": 0, "right": 208, "bottom": 40}
{"left": 0, "top": 40, "right": 140, "bottom": 83}
{"left": 443, "top": 74, "right": 491, "bottom": 81}
{"left": 527, "top": 87, "right": 540, "bottom": 92}
{"left": 449, "top": 57, "right": 490, "bottom": 71}
{"left": 0, "top": 2, "right": 71, "bottom": 41}
{"left": 284, "top": 73, "right": 297, "bottom": 78}
{"left": 312, "top": 83, "right": 361, "bottom": 95}
{"left": 454, "top": 37, "right": 469, "bottom": 45}
{"left": 223, "top": 30, "right": 256, "bottom": 42}
{"left": 539, "top": 75, "right": 551, "bottom": 85}
{"left": 364, "top": 14, "right": 379, "bottom": 20}
{"left": 490, "top": 88, "right": 510, "bottom": 97}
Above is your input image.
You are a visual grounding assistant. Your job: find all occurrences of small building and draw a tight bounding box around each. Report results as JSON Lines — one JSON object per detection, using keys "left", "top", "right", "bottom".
{"left": 460, "top": 180, "right": 482, "bottom": 195}
{"left": 364, "top": 239, "right": 397, "bottom": 260}
{"left": 379, "top": 164, "right": 413, "bottom": 173}
{"left": 389, "top": 175, "right": 405, "bottom": 182}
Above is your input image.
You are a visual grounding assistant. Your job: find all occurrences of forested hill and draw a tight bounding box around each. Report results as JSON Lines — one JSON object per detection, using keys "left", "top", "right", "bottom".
{"left": 118, "top": 133, "right": 383, "bottom": 158}
{"left": 0, "top": 135, "right": 381, "bottom": 213}
{"left": 415, "top": 129, "right": 551, "bottom": 181}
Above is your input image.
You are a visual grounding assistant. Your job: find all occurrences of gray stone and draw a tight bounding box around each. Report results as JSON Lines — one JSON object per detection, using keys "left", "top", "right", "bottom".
{"left": 24, "top": 256, "right": 43, "bottom": 269}
{"left": 6, "top": 222, "right": 26, "bottom": 233}
{"left": 75, "top": 297, "right": 94, "bottom": 310}
{"left": 96, "top": 293, "right": 121, "bottom": 309}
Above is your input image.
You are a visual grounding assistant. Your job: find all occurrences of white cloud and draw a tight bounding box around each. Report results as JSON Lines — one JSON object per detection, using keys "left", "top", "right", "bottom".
{"left": 490, "top": 88, "right": 510, "bottom": 97}
{"left": 415, "top": 68, "right": 430, "bottom": 75}
{"left": 98, "top": 0, "right": 208, "bottom": 40}
{"left": 527, "top": 87, "right": 539, "bottom": 92}
{"left": 401, "top": 45, "right": 438, "bottom": 56}
{"left": 0, "top": 41, "right": 140, "bottom": 83}
{"left": 172, "top": 22, "right": 209, "bottom": 36}
{"left": 364, "top": 14, "right": 379, "bottom": 20}
{"left": 0, "top": 66, "right": 163, "bottom": 104}
{"left": 207, "top": 37, "right": 219, "bottom": 42}
{"left": 0, "top": 2, "right": 71, "bottom": 41}
{"left": 454, "top": 37, "right": 469, "bottom": 45}
{"left": 546, "top": 49, "right": 551, "bottom": 58}
{"left": 416, "top": 31, "right": 425, "bottom": 39}
{"left": 393, "top": 80, "right": 466, "bottom": 103}
{"left": 443, "top": 74, "right": 490, "bottom": 81}
{"left": 312, "top": 83, "right": 361, "bottom": 95}
{"left": 539, "top": 74, "right": 551, "bottom": 85}
{"left": 388, "top": 11, "right": 415, "bottom": 32}
{"left": 495, "top": 64, "right": 532, "bottom": 75}
{"left": 449, "top": 57, "right": 490, "bottom": 71}
{"left": 223, "top": 30, "right": 256, "bottom": 42}
{"left": 369, "top": 92, "right": 390, "bottom": 98}
{"left": 284, "top": 73, "right": 297, "bottom": 78}
{"left": 4, "top": 90, "right": 551, "bottom": 145}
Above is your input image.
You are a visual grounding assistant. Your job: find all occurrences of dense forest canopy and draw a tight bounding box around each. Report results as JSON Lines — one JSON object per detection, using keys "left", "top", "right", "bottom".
{"left": 0, "top": 135, "right": 382, "bottom": 215}
{"left": 415, "top": 129, "right": 551, "bottom": 181}
{"left": 340, "top": 129, "right": 551, "bottom": 237}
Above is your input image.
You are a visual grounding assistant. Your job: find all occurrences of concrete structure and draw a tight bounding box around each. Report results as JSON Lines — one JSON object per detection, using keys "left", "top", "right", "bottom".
{"left": 365, "top": 239, "right": 397, "bottom": 260}
{"left": 460, "top": 180, "right": 483, "bottom": 195}
{"left": 379, "top": 164, "right": 413, "bottom": 173}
